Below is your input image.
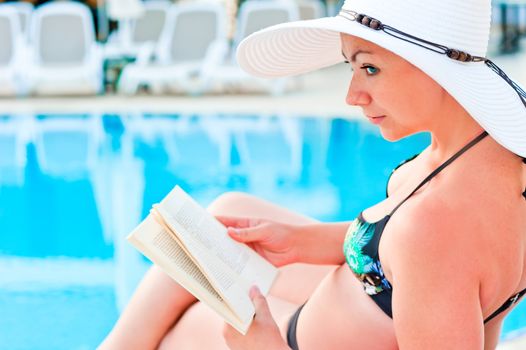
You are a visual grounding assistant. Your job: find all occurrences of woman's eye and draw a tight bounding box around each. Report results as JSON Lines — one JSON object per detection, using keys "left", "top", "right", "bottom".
{"left": 360, "top": 65, "right": 379, "bottom": 75}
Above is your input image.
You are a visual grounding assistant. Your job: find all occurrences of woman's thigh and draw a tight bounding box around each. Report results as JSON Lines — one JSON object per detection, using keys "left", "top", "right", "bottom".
{"left": 207, "top": 192, "right": 338, "bottom": 304}
{"left": 159, "top": 295, "right": 299, "bottom": 350}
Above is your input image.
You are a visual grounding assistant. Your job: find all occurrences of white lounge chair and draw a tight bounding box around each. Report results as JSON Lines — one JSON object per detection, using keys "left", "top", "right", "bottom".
{"left": 0, "top": 2, "right": 33, "bottom": 41}
{"left": 199, "top": 0, "right": 300, "bottom": 95}
{"left": 0, "top": 6, "right": 26, "bottom": 96}
{"left": 118, "top": 1, "right": 228, "bottom": 95}
{"left": 27, "top": 2, "right": 103, "bottom": 96}
{"left": 0, "top": 116, "right": 32, "bottom": 186}
{"left": 104, "top": 0, "right": 169, "bottom": 59}
{"left": 106, "top": 0, "right": 144, "bottom": 21}
{"left": 33, "top": 115, "right": 103, "bottom": 180}
{"left": 130, "top": 0, "right": 170, "bottom": 49}
{"left": 298, "top": 0, "right": 326, "bottom": 20}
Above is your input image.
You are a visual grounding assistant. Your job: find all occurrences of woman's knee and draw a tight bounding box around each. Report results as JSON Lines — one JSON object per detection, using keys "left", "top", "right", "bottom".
{"left": 207, "top": 191, "right": 316, "bottom": 225}
{"left": 207, "top": 191, "right": 258, "bottom": 216}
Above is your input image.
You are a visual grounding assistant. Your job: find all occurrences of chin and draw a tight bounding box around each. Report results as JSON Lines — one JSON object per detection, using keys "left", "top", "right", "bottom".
{"left": 379, "top": 128, "right": 413, "bottom": 142}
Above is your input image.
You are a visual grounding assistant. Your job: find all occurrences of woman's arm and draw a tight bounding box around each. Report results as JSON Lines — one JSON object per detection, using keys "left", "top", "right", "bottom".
{"left": 217, "top": 216, "right": 350, "bottom": 266}
{"left": 388, "top": 205, "right": 485, "bottom": 349}
{"left": 291, "top": 222, "right": 350, "bottom": 265}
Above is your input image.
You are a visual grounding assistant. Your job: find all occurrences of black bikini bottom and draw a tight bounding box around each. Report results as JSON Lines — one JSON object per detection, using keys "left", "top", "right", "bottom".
{"left": 285, "top": 291, "right": 392, "bottom": 350}
{"left": 286, "top": 303, "right": 305, "bottom": 350}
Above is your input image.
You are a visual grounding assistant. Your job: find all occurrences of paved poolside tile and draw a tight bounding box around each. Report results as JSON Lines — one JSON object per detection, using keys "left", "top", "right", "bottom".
{"left": 498, "top": 334, "right": 526, "bottom": 349}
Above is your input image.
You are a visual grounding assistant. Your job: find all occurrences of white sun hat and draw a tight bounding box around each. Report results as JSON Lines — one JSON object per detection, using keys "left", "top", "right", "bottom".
{"left": 236, "top": 0, "right": 526, "bottom": 158}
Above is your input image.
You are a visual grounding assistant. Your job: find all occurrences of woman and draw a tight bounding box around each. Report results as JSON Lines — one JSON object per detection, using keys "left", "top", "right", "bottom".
{"left": 100, "top": 0, "right": 526, "bottom": 349}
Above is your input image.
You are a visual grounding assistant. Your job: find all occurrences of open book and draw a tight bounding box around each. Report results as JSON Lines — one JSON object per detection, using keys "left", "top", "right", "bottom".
{"left": 127, "top": 186, "right": 279, "bottom": 334}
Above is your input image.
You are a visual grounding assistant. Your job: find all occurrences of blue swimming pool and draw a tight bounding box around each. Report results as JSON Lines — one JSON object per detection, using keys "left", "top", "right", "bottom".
{"left": 0, "top": 113, "right": 524, "bottom": 349}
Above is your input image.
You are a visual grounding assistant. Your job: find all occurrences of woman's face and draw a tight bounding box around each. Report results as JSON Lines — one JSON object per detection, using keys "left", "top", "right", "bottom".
{"left": 340, "top": 34, "right": 447, "bottom": 141}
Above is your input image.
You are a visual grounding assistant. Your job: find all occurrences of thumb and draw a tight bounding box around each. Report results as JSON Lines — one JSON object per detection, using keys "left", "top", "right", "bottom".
{"left": 249, "top": 286, "right": 272, "bottom": 320}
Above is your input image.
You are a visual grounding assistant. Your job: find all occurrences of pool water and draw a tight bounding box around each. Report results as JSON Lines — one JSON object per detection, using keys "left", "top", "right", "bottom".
{"left": 0, "top": 113, "right": 524, "bottom": 349}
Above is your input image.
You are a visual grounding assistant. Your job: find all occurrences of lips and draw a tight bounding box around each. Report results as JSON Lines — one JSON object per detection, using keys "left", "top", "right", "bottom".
{"left": 366, "top": 115, "right": 386, "bottom": 125}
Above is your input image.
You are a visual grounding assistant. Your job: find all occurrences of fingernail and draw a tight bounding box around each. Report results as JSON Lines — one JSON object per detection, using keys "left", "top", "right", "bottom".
{"left": 229, "top": 228, "right": 240, "bottom": 235}
{"left": 249, "top": 285, "right": 260, "bottom": 298}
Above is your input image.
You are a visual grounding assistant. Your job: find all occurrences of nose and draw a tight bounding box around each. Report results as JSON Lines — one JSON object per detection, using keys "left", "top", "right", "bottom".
{"left": 345, "top": 78, "right": 371, "bottom": 106}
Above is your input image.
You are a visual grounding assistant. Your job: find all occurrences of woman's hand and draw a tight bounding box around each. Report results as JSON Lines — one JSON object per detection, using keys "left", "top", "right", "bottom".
{"left": 217, "top": 216, "right": 298, "bottom": 267}
{"left": 223, "top": 286, "right": 290, "bottom": 350}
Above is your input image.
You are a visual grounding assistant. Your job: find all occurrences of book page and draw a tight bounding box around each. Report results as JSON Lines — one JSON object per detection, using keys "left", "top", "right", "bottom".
{"left": 152, "top": 204, "right": 241, "bottom": 293}
{"left": 127, "top": 215, "right": 248, "bottom": 333}
{"left": 160, "top": 191, "right": 250, "bottom": 274}
{"left": 157, "top": 186, "right": 279, "bottom": 325}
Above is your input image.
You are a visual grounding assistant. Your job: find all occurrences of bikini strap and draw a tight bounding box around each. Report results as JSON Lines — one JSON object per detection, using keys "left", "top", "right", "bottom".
{"left": 389, "top": 131, "right": 489, "bottom": 216}
{"left": 385, "top": 153, "right": 420, "bottom": 198}
{"left": 484, "top": 287, "right": 526, "bottom": 324}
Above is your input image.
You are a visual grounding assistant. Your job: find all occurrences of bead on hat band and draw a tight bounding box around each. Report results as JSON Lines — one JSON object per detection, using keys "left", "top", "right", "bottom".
{"left": 338, "top": 9, "right": 526, "bottom": 109}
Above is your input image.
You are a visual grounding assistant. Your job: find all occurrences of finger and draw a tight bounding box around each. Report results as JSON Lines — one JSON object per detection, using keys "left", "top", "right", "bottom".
{"left": 215, "top": 216, "right": 252, "bottom": 228}
{"left": 228, "top": 226, "right": 266, "bottom": 243}
{"left": 222, "top": 322, "right": 236, "bottom": 340}
{"left": 222, "top": 322, "right": 240, "bottom": 348}
{"left": 249, "top": 286, "right": 272, "bottom": 320}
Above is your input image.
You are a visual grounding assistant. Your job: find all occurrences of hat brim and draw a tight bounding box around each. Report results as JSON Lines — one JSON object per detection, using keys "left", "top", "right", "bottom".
{"left": 237, "top": 16, "right": 526, "bottom": 157}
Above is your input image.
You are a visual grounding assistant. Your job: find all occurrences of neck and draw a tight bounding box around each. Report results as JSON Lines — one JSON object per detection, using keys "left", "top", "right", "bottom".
{"left": 427, "top": 101, "right": 485, "bottom": 165}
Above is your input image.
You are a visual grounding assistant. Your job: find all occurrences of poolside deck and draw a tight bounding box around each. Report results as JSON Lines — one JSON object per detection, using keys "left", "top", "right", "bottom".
{"left": 2, "top": 63, "right": 357, "bottom": 118}
{"left": 498, "top": 332, "right": 526, "bottom": 350}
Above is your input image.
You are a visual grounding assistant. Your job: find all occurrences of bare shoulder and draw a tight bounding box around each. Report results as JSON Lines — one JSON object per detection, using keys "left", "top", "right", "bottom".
{"left": 386, "top": 191, "right": 481, "bottom": 275}
{"left": 388, "top": 146, "right": 524, "bottom": 253}
{"left": 386, "top": 165, "right": 520, "bottom": 271}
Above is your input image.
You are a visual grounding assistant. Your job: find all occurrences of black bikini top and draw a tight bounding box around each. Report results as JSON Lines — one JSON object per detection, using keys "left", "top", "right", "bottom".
{"left": 343, "top": 131, "right": 526, "bottom": 323}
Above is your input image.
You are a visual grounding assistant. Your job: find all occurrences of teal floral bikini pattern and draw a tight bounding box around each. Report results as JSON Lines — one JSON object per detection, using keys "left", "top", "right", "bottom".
{"left": 343, "top": 217, "right": 392, "bottom": 295}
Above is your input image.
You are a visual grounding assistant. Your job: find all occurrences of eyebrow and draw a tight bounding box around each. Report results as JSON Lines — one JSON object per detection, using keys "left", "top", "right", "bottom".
{"left": 341, "top": 49, "right": 373, "bottom": 62}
